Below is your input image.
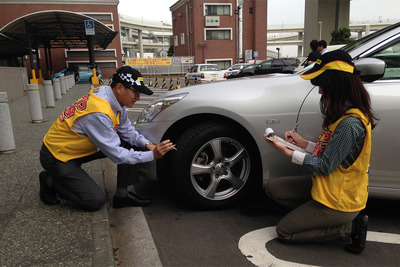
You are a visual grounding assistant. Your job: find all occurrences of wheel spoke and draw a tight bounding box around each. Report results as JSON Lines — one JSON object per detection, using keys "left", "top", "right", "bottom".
{"left": 191, "top": 163, "right": 213, "bottom": 175}
{"left": 226, "top": 147, "right": 247, "bottom": 165}
{"left": 204, "top": 177, "right": 219, "bottom": 198}
{"left": 209, "top": 139, "right": 223, "bottom": 160}
{"left": 225, "top": 174, "right": 244, "bottom": 189}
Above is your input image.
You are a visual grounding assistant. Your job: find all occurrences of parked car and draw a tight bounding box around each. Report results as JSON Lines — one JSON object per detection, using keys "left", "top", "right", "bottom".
{"left": 225, "top": 63, "right": 254, "bottom": 77}
{"left": 50, "top": 67, "right": 74, "bottom": 80}
{"left": 254, "top": 58, "right": 300, "bottom": 75}
{"left": 185, "top": 64, "right": 227, "bottom": 82}
{"left": 229, "top": 59, "right": 299, "bottom": 78}
{"left": 136, "top": 22, "right": 400, "bottom": 209}
{"left": 75, "top": 65, "right": 101, "bottom": 83}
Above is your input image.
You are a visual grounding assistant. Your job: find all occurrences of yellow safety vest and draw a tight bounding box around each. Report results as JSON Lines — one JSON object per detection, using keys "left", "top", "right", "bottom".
{"left": 311, "top": 108, "right": 371, "bottom": 212}
{"left": 43, "top": 87, "right": 120, "bottom": 162}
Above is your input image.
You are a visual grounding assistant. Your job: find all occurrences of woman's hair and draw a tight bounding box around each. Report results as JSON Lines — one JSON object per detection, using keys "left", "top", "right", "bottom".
{"left": 311, "top": 70, "right": 379, "bottom": 129}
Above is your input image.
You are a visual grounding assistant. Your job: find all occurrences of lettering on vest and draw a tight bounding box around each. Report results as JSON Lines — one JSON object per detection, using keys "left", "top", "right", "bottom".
{"left": 313, "top": 128, "right": 332, "bottom": 158}
{"left": 59, "top": 94, "right": 89, "bottom": 122}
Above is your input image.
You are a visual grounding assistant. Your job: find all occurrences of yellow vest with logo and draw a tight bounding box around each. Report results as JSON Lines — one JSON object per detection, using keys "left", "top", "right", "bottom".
{"left": 43, "top": 87, "right": 120, "bottom": 162}
{"left": 311, "top": 108, "right": 371, "bottom": 212}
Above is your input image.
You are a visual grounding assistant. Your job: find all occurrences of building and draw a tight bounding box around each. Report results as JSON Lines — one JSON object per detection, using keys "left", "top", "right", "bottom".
{"left": 170, "top": 0, "right": 267, "bottom": 69}
{"left": 0, "top": 0, "right": 121, "bottom": 81}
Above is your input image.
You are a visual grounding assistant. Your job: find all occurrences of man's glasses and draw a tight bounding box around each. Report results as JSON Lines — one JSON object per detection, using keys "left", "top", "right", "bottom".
{"left": 126, "top": 86, "right": 141, "bottom": 97}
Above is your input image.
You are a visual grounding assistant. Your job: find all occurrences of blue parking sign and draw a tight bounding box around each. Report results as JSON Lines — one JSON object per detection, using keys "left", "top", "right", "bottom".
{"left": 85, "top": 20, "right": 95, "bottom": 35}
{"left": 254, "top": 51, "right": 259, "bottom": 58}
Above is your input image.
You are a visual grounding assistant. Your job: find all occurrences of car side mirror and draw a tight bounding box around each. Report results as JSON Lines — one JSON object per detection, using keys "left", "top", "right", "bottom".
{"left": 354, "top": 58, "right": 386, "bottom": 83}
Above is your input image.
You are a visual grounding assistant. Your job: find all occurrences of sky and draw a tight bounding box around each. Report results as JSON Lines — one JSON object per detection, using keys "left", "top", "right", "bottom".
{"left": 118, "top": 0, "right": 400, "bottom": 26}
{"left": 117, "top": 0, "right": 400, "bottom": 57}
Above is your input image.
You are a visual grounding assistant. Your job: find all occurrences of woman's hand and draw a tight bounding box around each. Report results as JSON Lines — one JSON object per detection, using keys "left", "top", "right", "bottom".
{"left": 263, "top": 134, "right": 294, "bottom": 157}
{"left": 284, "top": 131, "right": 308, "bottom": 149}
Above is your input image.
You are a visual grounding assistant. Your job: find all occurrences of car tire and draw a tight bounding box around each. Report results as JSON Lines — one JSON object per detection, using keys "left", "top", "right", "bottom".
{"left": 170, "top": 121, "right": 259, "bottom": 209}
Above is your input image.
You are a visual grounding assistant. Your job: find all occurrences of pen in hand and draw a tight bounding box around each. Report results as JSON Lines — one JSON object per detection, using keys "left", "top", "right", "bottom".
{"left": 292, "top": 122, "right": 299, "bottom": 132}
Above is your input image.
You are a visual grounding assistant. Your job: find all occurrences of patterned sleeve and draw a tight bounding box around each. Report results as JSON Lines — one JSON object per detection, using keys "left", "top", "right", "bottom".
{"left": 300, "top": 116, "right": 366, "bottom": 175}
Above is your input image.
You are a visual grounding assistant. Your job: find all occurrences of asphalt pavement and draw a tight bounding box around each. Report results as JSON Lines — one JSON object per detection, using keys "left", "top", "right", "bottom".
{"left": 0, "top": 82, "right": 116, "bottom": 266}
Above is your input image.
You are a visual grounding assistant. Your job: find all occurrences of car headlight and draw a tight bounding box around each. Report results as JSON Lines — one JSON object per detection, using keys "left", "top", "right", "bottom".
{"left": 137, "top": 93, "right": 188, "bottom": 123}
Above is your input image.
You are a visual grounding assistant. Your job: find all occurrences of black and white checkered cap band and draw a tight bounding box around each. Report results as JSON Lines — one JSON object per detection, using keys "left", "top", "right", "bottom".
{"left": 118, "top": 73, "right": 142, "bottom": 87}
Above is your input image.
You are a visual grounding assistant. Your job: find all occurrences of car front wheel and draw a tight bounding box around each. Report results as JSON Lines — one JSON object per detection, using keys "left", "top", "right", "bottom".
{"left": 170, "top": 121, "right": 258, "bottom": 209}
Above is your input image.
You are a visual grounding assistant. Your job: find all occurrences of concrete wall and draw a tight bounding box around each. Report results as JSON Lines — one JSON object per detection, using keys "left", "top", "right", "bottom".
{"left": 0, "top": 67, "right": 28, "bottom": 101}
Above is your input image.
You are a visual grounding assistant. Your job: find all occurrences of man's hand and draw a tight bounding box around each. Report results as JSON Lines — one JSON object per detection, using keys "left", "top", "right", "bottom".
{"left": 147, "top": 140, "right": 176, "bottom": 159}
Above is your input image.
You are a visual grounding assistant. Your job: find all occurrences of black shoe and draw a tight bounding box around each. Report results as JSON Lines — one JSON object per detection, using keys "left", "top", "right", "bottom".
{"left": 345, "top": 213, "right": 368, "bottom": 254}
{"left": 39, "top": 171, "right": 60, "bottom": 205}
{"left": 112, "top": 192, "right": 152, "bottom": 209}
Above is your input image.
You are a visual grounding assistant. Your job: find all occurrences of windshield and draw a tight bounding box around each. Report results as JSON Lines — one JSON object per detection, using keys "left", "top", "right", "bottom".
{"left": 342, "top": 22, "right": 400, "bottom": 53}
{"left": 200, "top": 65, "right": 220, "bottom": 71}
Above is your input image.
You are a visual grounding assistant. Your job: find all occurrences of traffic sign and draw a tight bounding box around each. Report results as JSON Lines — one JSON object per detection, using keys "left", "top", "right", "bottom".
{"left": 85, "top": 20, "right": 95, "bottom": 35}
{"left": 254, "top": 51, "right": 259, "bottom": 57}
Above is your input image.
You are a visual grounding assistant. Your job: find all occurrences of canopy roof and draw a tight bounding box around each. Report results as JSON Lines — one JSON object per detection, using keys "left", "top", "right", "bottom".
{"left": 0, "top": 10, "right": 118, "bottom": 57}
{"left": 0, "top": 33, "right": 30, "bottom": 58}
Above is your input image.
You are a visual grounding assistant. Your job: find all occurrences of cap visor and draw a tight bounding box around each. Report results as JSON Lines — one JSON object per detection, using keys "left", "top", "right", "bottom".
{"left": 135, "top": 84, "right": 154, "bottom": 95}
{"left": 300, "top": 69, "right": 325, "bottom": 80}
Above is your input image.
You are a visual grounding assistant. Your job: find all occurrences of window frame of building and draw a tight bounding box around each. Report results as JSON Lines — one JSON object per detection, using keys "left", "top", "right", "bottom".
{"left": 204, "top": 28, "right": 232, "bottom": 41}
{"left": 66, "top": 60, "right": 118, "bottom": 69}
{"left": 64, "top": 49, "right": 117, "bottom": 58}
{"left": 80, "top": 12, "right": 114, "bottom": 22}
{"left": 174, "top": 36, "right": 179, "bottom": 46}
{"left": 180, "top": 33, "right": 185, "bottom": 45}
{"left": 204, "top": 3, "right": 232, "bottom": 16}
{"left": 206, "top": 58, "right": 232, "bottom": 70}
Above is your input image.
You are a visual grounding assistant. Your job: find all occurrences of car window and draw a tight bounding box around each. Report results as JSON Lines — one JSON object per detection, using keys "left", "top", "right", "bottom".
{"left": 200, "top": 65, "right": 220, "bottom": 71}
{"left": 243, "top": 65, "right": 255, "bottom": 70}
{"left": 271, "top": 61, "right": 284, "bottom": 67}
{"left": 232, "top": 65, "right": 241, "bottom": 70}
{"left": 369, "top": 39, "right": 400, "bottom": 79}
{"left": 260, "top": 62, "right": 272, "bottom": 69}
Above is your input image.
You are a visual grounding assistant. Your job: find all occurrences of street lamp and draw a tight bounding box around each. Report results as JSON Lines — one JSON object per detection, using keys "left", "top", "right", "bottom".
{"left": 276, "top": 47, "right": 280, "bottom": 59}
{"left": 318, "top": 21, "right": 322, "bottom": 40}
{"left": 161, "top": 21, "right": 165, "bottom": 52}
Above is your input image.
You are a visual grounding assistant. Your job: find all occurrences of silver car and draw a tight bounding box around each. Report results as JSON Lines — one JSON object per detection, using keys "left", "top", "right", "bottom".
{"left": 136, "top": 22, "right": 400, "bottom": 209}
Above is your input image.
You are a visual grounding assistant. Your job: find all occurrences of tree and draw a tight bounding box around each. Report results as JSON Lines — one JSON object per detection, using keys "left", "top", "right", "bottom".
{"left": 167, "top": 45, "right": 174, "bottom": 57}
{"left": 330, "top": 27, "right": 353, "bottom": 45}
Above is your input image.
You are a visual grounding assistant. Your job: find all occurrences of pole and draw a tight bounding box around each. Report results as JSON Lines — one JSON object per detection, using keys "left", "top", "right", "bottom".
{"left": 0, "top": 92, "right": 16, "bottom": 153}
{"left": 319, "top": 21, "right": 322, "bottom": 40}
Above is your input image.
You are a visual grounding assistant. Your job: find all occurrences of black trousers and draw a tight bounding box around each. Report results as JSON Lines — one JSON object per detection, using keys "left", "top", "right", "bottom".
{"left": 39, "top": 142, "right": 140, "bottom": 211}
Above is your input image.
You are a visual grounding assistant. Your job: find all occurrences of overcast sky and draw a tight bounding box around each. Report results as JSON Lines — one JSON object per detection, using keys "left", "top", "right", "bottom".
{"left": 118, "top": 0, "right": 400, "bottom": 26}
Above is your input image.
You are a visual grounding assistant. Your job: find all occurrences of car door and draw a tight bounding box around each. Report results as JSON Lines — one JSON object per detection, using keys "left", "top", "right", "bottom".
{"left": 361, "top": 39, "right": 400, "bottom": 194}
{"left": 186, "top": 65, "right": 198, "bottom": 80}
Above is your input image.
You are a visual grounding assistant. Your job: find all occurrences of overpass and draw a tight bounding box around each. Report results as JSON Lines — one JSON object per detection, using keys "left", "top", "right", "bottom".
{"left": 119, "top": 15, "right": 172, "bottom": 59}
{"left": 267, "top": 22, "right": 395, "bottom": 57}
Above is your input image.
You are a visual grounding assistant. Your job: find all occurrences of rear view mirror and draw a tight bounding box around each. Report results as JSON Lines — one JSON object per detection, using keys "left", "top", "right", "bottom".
{"left": 354, "top": 58, "right": 386, "bottom": 83}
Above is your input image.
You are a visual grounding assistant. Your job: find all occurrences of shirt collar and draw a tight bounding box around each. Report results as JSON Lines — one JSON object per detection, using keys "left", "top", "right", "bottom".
{"left": 95, "top": 85, "right": 123, "bottom": 114}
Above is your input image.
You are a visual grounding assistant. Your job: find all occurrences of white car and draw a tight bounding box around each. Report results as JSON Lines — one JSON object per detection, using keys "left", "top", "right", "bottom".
{"left": 137, "top": 22, "right": 400, "bottom": 209}
{"left": 185, "top": 64, "right": 226, "bottom": 82}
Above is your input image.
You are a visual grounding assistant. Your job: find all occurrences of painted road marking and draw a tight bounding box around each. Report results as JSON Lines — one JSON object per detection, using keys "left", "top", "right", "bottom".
{"left": 238, "top": 226, "right": 400, "bottom": 267}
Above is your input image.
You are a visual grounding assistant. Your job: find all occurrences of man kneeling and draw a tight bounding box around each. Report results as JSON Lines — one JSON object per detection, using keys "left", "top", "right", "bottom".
{"left": 39, "top": 66, "right": 175, "bottom": 211}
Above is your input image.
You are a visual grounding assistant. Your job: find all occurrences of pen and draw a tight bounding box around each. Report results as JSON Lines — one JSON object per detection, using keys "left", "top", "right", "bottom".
{"left": 292, "top": 122, "right": 299, "bottom": 132}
